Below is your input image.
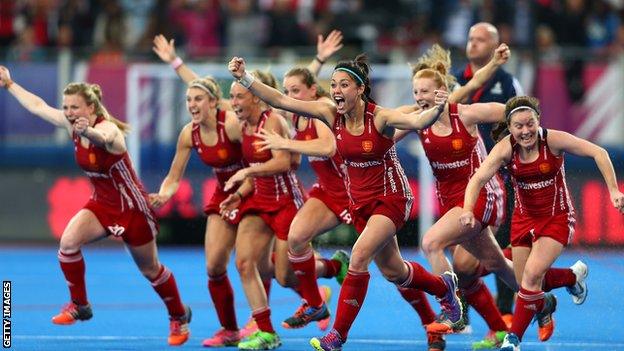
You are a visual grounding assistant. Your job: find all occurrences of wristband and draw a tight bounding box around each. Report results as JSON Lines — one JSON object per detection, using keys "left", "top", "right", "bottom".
{"left": 315, "top": 56, "right": 325, "bottom": 64}
{"left": 238, "top": 71, "right": 255, "bottom": 89}
{"left": 170, "top": 57, "right": 183, "bottom": 70}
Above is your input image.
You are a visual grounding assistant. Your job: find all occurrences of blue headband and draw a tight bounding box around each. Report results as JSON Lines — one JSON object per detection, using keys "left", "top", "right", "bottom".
{"left": 334, "top": 67, "right": 365, "bottom": 85}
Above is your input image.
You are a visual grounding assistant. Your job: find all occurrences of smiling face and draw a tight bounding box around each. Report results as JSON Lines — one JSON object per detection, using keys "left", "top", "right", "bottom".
{"left": 229, "top": 82, "right": 258, "bottom": 122}
{"left": 412, "top": 76, "right": 444, "bottom": 110}
{"left": 62, "top": 94, "right": 94, "bottom": 124}
{"left": 509, "top": 110, "right": 540, "bottom": 148}
{"left": 283, "top": 75, "right": 317, "bottom": 101}
{"left": 186, "top": 87, "right": 216, "bottom": 124}
{"left": 330, "top": 70, "right": 364, "bottom": 114}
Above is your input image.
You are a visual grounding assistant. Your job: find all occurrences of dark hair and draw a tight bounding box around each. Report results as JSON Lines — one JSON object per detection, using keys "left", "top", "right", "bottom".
{"left": 284, "top": 67, "right": 329, "bottom": 98}
{"left": 496, "top": 96, "right": 541, "bottom": 141}
{"left": 334, "top": 53, "right": 375, "bottom": 103}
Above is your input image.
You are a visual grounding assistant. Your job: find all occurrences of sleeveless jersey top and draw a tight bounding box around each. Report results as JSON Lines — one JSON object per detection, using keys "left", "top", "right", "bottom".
{"left": 419, "top": 103, "right": 505, "bottom": 211}
{"left": 508, "top": 128, "right": 575, "bottom": 217}
{"left": 293, "top": 114, "right": 346, "bottom": 196}
{"left": 191, "top": 109, "right": 244, "bottom": 190}
{"left": 242, "top": 110, "right": 305, "bottom": 207}
{"left": 333, "top": 101, "right": 412, "bottom": 206}
{"left": 73, "top": 116, "right": 151, "bottom": 213}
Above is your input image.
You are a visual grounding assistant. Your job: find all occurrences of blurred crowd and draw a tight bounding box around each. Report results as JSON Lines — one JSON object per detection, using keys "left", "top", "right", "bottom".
{"left": 1, "top": 0, "right": 624, "bottom": 65}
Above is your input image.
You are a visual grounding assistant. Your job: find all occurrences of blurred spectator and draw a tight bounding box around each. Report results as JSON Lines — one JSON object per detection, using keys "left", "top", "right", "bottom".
{"left": 264, "top": 0, "right": 310, "bottom": 53}
{"left": 536, "top": 24, "right": 561, "bottom": 63}
{"left": 0, "top": 0, "right": 17, "bottom": 46}
{"left": 7, "top": 25, "right": 47, "bottom": 62}
{"left": 57, "top": 0, "right": 98, "bottom": 48}
{"left": 170, "top": 0, "right": 223, "bottom": 58}
{"left": 443, "top": 0, "right": 476, "bottom": 49}
{"left": 120, "top": 0, "right": 156, "bottom": 49}
{"left": 223, "top": 0, "right": 268, "bottom": 58}
{"left": 553, "top": 0, "right": 588, "bottom": 102}
{"left": 586, "top": 1, "right": 620, "bottom": 56}
{"left": 91, "top": 0, "right": 126, "bottom": 65}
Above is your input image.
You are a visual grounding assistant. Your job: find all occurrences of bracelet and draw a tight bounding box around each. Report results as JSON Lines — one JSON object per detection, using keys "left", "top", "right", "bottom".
{"left": 315, "top": 56, "right": 325, "bottom": 64}
{"left": 3, "top": 79, "right": 13, "bottom": 89}
{"left": 170, "top": 57, "right": 183, "bottom": 70}
{"left": 238, "top": 71, "right": 255, "bottom": 89}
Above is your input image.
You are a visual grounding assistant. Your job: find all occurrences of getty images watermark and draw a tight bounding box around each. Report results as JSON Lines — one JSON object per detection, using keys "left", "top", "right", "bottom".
{"left": 3, "top": 281, "right": 10, "bottom": 348}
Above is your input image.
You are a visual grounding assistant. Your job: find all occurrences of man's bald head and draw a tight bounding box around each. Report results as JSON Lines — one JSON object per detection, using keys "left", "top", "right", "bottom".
{"left": 466, "top": 22, "right": 500, "bottom": 67}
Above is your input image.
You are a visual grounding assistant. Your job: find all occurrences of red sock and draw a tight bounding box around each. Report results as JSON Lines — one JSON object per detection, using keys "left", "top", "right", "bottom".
{"left": 262, "top": 278, "right": 272, "bottom": 302}
{"left": 289, "top": 249, "right": 323, "bottom": 307}
{"left": 333, "top": 270, "right": 370, "bottom": 341}
{"left": 397, "top": 287, "right": 436, "bottom": 325}
{"left": 511, "top": 288, "right": 545, "bottom": 340}
{"left": 150, "top": 265, "right": 185, "bottom": 317}
{"left": 252, "top": 307, "right": 275, "bottom": 333}
{"left": 542, "top": 268, "right": 576, "bottom": 292}
{"left": 58, "top": 250, "right": 88, "bottom": 305}
{"left": 320, "top": 258, "right": 341, "bottom": 278}
{"left": 399, "top": 261, "right": 447, "bottom": 297}
{"left": 463, "top": 279, "right": 508, "bottom": 331}
{"left": 208, "top": 273, "right": 238, "bottom": 331}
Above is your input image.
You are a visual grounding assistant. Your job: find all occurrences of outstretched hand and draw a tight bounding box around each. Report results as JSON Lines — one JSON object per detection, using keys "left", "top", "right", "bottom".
{"left": 316, "top": 30, "right": 344, "bottom": 62}
{"left": 254, "top": 128, "right": 287, "bottom": 151}
{"left": 493, "top": 44, "right": 511, "bottom": 66}
{"left": 152, "top": 34, "right": 177, "bottom": 63}
{"left": 228, "top": 57, "right": 246, "bottom": 80}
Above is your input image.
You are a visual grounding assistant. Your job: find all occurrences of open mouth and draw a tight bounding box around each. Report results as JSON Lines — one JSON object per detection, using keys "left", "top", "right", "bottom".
{"left": 417, "top": 101, "right": 431, "bottom": 110}
{"left": 334, "top": 96, "right": 345, "bottom": 110}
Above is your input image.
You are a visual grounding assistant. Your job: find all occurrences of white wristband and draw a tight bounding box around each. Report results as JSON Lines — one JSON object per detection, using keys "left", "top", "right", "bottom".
{"left": 238, "top": 72, "right": 255, "bottom": 89}
{"left": 170, "top": 57, "right": 183, "bottom": 70}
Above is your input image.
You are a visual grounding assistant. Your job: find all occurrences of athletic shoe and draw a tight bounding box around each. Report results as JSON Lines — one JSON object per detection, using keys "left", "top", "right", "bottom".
{"left": 331, "top": 250, "right": 350, "bottom": 285}
{"left": 427, "top": 331, "right": 446, "bottom": 351}
{"left": 500, "top": 333, "right": 520, "bottom": 351}
{"left": 471, "top": 330, "right": 506, "bottom": 349}
{"left": 434, "top": 272, "right": 463, "bottom": 328}
{"left": 237, "top": 331, "right": 281, "bottom": 350}
{"left": 310, "top": 329, "right": 344, "bottom": 351}
{"left": 169, "top": 305, "right": 192, "bottom": 346}
{"left": 282, "top": 303, "right": 330, "bottom": 329}
{"left": 51, "top": 301, "right": 93, "bottom": 325}
{"left": 239, "top": 318, "right": 259, "bottom": 339}
{"left": 317, "top": 285, "right": 332, "bottom": 331}
{"left": 565, "top": 260, "right": 588, "bottom": 305}
{"left": 202, "top": 328, "right": 240, "bottom": 347}
{"left": 535, "top": 293, "right": 556, "bottom": 342}
{"left": 455, "top": 294, "right": 472, "bottom": 334}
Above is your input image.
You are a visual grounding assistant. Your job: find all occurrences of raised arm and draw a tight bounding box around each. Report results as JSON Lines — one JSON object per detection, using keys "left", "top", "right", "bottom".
{"left": 153, "top": 34, "right": 199, "bottom": 84}
{"left": 149, "top": 125, "right": 193, "bottom": 208}
{"left": 228, "top": 57, "right": 336, "bottom": 124}
{"left": 450, "top": 44, "right": 510, "bottom": 103}
{"left": 460, "top": 138, "right": 512, "bottom": 227}
{"left": 380, "top": 90, "right": 448, "bottom": 131}
{"left": 547, "top": 130, "right": 624, "bottom": 212}
{"left": 255, "top": 118, "right": 336, "bottom": 157}
{"left": 459, "top": 101, "right": 506, "bottom": 125}
{"left": 0, "top": 66, "right": 69, "bottom": 129}
{"left": 307, "top": 30, "right": 344, "bottom": 76}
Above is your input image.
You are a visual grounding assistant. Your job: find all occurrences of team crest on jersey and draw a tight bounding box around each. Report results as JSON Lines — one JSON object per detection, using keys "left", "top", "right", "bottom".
{"left": 217, "top": 148, "right": 228, "bottom": 160}
{"left": 362, "top": 140, "right": 373, "bottom": 153}
{"left": 88, "top": 153, "right": 97, "bottom": 165}
{"left": 539, "top": 162, "right": 551, "bottom": 174}
{"left": 305, "top": 135, "right": 312, "bottom": 140}
{"left": 451, "top": 139, "right": 464, "bottom": 151}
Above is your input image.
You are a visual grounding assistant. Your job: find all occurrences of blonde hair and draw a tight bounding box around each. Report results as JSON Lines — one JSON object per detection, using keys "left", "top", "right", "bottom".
{"left": 410, "top": 44, "right": 457, "bottom": 90}
{"left": 63, "top": 83, "right": 130, "bottom": 134}
{"left": 189, "top": 76, "right": 223, "bottom": 108}
{"left": 251, "top": 69, "right": 278, "bottom": 89}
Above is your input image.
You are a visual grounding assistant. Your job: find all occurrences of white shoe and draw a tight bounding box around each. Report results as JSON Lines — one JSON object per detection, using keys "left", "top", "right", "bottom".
{"left": 565, "top": 260, "right": 588, "bottom": 305}
{"left": 500, "top": 333, "right": 521, "bottom": 351}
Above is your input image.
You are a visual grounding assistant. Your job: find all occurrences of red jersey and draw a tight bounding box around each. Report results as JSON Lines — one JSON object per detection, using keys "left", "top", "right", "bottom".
{"left": 333, "top": 102, "right": 413, "bottom": 207}
{"left": 508, "top": 128, "right": 575, "bottom": 217}
{"left": 73, "top": 117, "right": 151, "bottom": 214}
{"left": 242, "top": 110, "right": 305, "bottom": 207}
{"left": 191, "top": 109, "right": 244, "bottom": 191}
{"left": 419, "top": 103, "right": 505, "bottom": 224}
{"left": 293, "top": 115, "right": 347, "bottom": 197}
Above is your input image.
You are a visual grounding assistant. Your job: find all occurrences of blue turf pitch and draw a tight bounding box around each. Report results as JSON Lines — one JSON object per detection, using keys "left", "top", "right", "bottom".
{"left": 3, "top": 245, "right": 624, "bottom": 350}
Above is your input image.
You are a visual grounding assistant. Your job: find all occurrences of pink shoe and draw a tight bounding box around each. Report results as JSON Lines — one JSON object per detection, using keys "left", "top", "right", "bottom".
{"left": 239, "top": 317, "right": 259, "bottom": 339}
{"left": 202, "top": 328, "right": 240, "bottom": 347}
